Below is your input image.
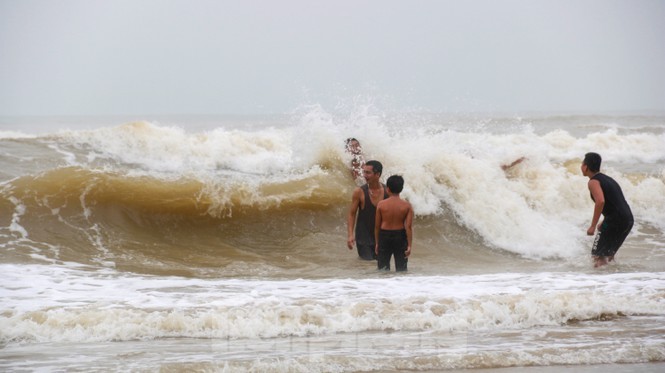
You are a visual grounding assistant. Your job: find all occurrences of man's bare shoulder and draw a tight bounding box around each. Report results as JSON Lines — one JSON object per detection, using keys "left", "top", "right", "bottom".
{"left": 351, "top": 186, "right": 365, "bottom": 206}
{"left": 397, "top": 198, "right": 412, "bottom": 208}
{"left": 352, "top": 186, "right": 364, "bottom": 196}
{"left": 587, "top": 178, "right": 601, "bottom": 189}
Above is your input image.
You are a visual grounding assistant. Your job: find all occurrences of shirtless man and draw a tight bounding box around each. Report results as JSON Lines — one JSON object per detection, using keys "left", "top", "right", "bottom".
{"left": 347, "top": 160, "right": 388, "bottom": 260}
{"left": 581, "top": 152, "right": 634, "bottom": 268}
{"left": 374, "top": 175, "right": 414, "bottom": 271}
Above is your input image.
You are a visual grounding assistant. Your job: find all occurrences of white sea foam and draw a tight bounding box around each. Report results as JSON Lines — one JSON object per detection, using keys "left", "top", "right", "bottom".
{"left": 6, "top": 196, "right": 28, "bottom": 238}
{"left": 1, "top": 264, "right": 664, "bottom": 343}
{"left": 543, "top": 129, "right": 665, "bottom": 164}
{"left": 54, "top": 122, "right": 301, "bottom": 176}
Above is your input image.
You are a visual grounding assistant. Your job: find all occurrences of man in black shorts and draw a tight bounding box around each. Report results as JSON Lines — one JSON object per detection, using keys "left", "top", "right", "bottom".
{"left": 581, "top": 152, "right": 634, "bottom": 267}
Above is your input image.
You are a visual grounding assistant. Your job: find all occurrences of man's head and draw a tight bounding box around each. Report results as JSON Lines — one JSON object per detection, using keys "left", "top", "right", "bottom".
{"left": 386, "top": 175, "right": 404, "bottom": 194}
{"left": 582, "top": 152, "right": 602, "bottom": 175}
{"left": 363, "top": 160, "right": 383, "bottom": 181}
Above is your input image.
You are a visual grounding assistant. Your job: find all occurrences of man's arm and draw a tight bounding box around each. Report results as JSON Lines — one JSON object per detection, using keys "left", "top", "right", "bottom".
{"left": 404, "top": 204, "right": 414, "bottom": 257}
{"left": 347, "top": 188, "right": 362, "bottom": 250}
{"left": 587, "top": 179, "right": 605, "bottom": 235}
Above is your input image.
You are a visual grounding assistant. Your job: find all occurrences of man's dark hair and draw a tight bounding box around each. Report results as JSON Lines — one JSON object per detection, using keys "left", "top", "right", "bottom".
{"left": 365, "top": 160, "right": 383, "bottom": 175}
{"left": 584, "top": 152, "right": 602, "bottom": 173}
{"left": 386, "top": 175, "right": 404, "bottom": 194}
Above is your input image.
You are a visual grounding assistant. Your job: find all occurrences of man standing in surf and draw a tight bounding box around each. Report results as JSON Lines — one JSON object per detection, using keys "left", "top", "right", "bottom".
{"left": 581, "top": 152, "right": 634, "bottom": 268}
{"left": 347, "top": 160, "right": 388, "bottom": 260}
{"left": 374, "top": 175, "right": 413, "bottom": 272}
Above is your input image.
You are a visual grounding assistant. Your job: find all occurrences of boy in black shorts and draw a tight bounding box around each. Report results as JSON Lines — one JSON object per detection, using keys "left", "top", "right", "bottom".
{"left": 374, "top": 175, "right": 414, "bottom": 271}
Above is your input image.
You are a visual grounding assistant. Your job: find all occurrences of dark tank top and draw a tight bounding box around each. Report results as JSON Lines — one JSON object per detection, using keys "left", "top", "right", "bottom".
{"left": 590, "top": 173, "right": 633, "bottom": 225}
{"left": 355, "top": 184, "right": 389, "bottom": 246}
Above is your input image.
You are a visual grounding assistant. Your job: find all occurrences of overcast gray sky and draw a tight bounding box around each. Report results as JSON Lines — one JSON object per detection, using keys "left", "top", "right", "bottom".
{"left": 1, "top": 0, "right": 664, "bottom": 116}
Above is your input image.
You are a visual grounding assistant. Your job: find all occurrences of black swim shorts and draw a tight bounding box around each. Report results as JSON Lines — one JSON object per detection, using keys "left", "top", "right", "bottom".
{"left": 591, "top": 220, "right": 633, "bottom": 257}
{"left": 377, "top": 229, "right": 408, "bottom": 271}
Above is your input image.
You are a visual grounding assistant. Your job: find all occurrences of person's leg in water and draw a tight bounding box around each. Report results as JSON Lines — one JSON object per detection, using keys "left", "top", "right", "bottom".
{"left": 377, "top": 229, "right": 408, "bottom": 271}
{"left": 357, "top": 243, "right": 376, "bottom": 260}
{"left": 592, "top": 221, "right": 633, "bottom": 267}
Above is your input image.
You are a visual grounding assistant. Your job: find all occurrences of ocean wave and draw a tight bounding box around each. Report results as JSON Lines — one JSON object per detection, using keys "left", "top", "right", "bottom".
{"left": 2, "top": 116, "right": 665, "bottom": 262}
